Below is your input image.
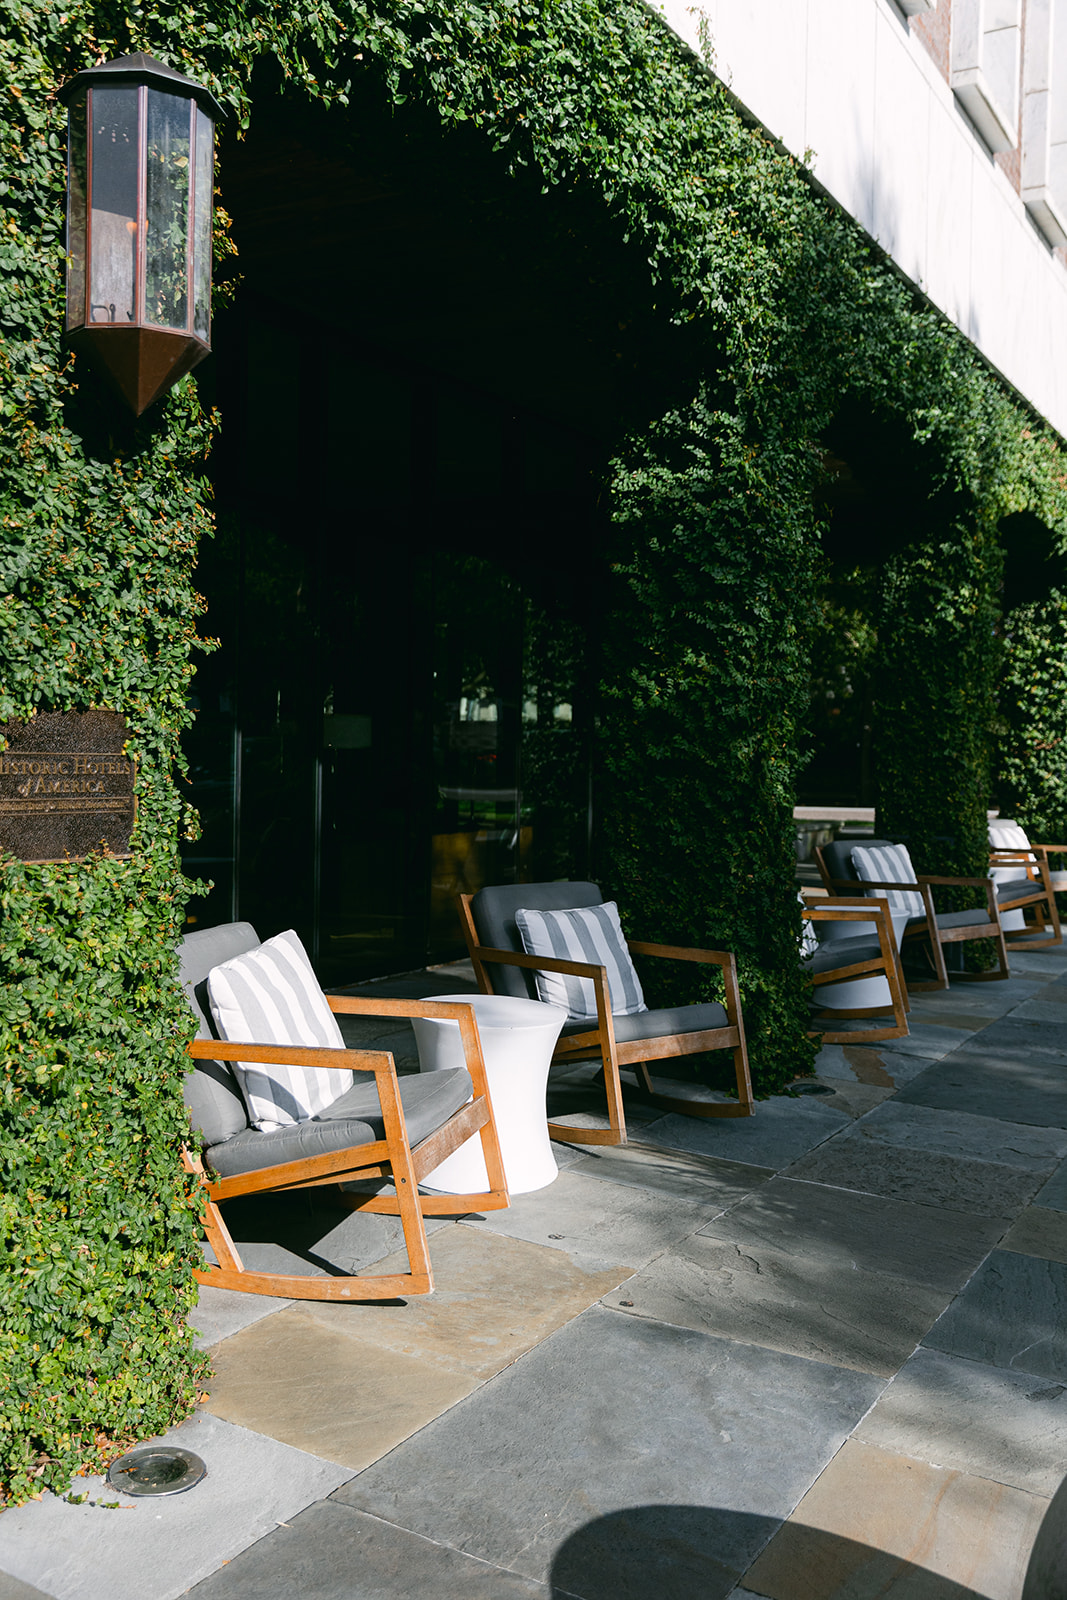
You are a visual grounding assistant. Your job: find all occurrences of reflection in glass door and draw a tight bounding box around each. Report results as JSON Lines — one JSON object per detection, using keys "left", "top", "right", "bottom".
{"left": 429, "top": 552, "right": 525, "bottom": 953}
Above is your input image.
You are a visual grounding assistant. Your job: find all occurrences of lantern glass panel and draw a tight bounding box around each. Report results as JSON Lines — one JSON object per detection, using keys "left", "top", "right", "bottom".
{"left": 192, "top": 106, "right": 213, "bottom": 340}
{"left": 89, "top": 87, "right": 138, "bottom": 326}
{"left": 145, "top": 88, "right": 191, "bottom": 331}
{"left": 65, "top": 94, "right": 87, "bottom": 331}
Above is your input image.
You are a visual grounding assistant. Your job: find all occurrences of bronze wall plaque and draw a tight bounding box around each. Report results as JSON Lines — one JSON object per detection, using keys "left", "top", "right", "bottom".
{"left": 0, "top": 710, "right": 136, "bottom": 863}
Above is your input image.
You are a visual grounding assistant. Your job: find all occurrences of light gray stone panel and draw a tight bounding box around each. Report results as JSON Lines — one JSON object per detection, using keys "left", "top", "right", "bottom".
{"left": 949, "top": 1017, "right": 1067, "bottom": 1064}
{"left": 1034, "top": 1160, "right": 1067, "bottom": 1212}
{"left": 0, "top": 1573, "right": 56, "bottom": 1600}
{"left": 924, "top": 1250, "right": 1067, "bottom": 1379}
{"left": 876, "top": 1023, "right": 977, "bottom": 1060}
{"left": 637, "top": 1097, "right": 850, "bottom": 1171}
{"left": 0, "top": 1414, "right": 350, "bottom": 1600}
{"left": 458, "top": 1168, "right": 722, "bottom": 1269}
{"left": 603, "top": 1232, "right": 949, "bottom": 1375}
{"left": 697, "top": 1176, "right": 1009, "bottom": 1289}
{"left": 785, "top": 1102, "right": 1067, "bottom": 1215}
{"left": 568, "top": 1140, "right": 773, "bottom": 1205}
{"left": 894, "top": 1052, "right": 1067, "bottom": 1130}
{"left": 1001, "top": 1206, "right": 1067, "bottom": 1263}
{"left": 856, "top": 1346, "right": 1067, "bottom": 1495}
{"left": 336, "top": 1304, "right": 883, "bottom": 1589}
{"left": 188, "top": 1283, "right": 290, "bottom": 1350}
{"left": 839, "top": 1102, "right": 1067, "bottom": 1166}
{"left": 185, "top": 1500, "right": 549, "bottom": 1599}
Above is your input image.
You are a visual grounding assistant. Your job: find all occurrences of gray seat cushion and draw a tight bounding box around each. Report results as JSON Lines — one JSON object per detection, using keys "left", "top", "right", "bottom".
{"left": 204, "top": 1066, "right": 474, "bottom": 1179}
{"left": 804, "top": 935, "right": 885, "bottom": 977}
{"left": 179, "top": 921, "right": 262, "bottom": 1145}
{"left": 997, "top": 877, "right": 1046, "bottom": 905}
{"left": 906, "top": 907, "right": 997, "bottom": 932}
{"left": 561, "top": 1000, "right": 731, "bottom": 1042}
{"left": 470, "top": 882, "right": 604, "bottom": 1001}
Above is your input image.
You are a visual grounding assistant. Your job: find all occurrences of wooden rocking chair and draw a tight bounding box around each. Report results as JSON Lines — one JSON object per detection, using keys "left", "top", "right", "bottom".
{"left": 180, "top": 922, "right": 508, "bottom": 1301}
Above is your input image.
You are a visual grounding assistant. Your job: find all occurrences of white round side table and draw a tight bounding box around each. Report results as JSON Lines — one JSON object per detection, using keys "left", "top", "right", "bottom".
{"left": 411, "top": 992, "right": 567, "bottom": 1196}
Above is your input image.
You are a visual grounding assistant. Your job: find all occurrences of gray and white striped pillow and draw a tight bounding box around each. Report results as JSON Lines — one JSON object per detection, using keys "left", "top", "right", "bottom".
{"left": 206, "top": 929, "right": 354, "bottom": 1131}
{"left": 851, "top": 843, "right": 925, "bottom": 919}
{"left": 514, "top": 901, "right": 647, "bottom": 1022}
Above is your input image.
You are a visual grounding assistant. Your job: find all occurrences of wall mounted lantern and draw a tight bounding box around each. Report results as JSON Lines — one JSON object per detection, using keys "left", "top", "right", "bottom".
{"left": 59, "top": 54, "right": 225, "bottom": 415}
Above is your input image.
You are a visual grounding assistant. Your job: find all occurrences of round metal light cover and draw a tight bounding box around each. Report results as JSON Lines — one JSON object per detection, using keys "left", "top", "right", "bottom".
{"left": 107, "top": 1446, "right": 207, "bottom": 1497}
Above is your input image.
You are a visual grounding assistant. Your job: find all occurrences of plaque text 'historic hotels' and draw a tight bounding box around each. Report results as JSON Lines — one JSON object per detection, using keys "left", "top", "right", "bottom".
{"left": 0, "top": 710, "right": 135, "bottom": 862}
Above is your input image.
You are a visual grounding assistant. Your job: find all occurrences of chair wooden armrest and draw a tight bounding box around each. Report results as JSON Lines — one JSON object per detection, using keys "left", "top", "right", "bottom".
{"left": 918, "top": 874, "right": 996, "bottom": 888}
{"left": 803, "top": 895, "right": 893, "bottom": 919}
{"left": 468, "top": 944, "right": 607, "bottom": 981}
{"left": 625, "top": 939, "right": 734, "bottom": 967}
{"left": 837, "top": 878, "right": 921, "bottom": 894}
{"left": 326, "top": 994, "right": 497, "bottom": 1102}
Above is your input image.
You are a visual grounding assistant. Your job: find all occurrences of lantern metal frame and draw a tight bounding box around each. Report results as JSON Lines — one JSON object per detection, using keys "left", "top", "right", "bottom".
{"left": 59, "top": 54, "right": 225, "bottom": 415}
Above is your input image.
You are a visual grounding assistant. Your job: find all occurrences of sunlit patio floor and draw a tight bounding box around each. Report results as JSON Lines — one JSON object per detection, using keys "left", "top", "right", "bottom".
{"left": 4, "top": 946, "right": 1067, "bottom": 1598}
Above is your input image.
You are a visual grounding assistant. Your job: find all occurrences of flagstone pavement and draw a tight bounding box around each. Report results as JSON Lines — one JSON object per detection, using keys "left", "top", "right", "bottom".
{"left": 6, "top": 950, "right": 1067, "bottom": 1597}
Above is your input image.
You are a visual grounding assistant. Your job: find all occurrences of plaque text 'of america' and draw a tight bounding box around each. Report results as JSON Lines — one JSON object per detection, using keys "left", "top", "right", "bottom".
{"left": 0, "top": 711, "right": 135, "bottom": 862}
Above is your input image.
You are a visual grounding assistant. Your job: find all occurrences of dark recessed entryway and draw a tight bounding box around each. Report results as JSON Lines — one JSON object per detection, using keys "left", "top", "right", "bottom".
{"left": 184, "top": 71, "right": 699, "bottom": 982}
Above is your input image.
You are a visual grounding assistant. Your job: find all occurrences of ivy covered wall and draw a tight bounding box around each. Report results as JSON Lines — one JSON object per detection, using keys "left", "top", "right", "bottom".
{"left": 2, "top": 0, "right": 1067, "bottom": 1502}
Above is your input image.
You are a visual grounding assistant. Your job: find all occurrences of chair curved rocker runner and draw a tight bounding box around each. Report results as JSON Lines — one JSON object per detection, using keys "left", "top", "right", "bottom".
{"left": 815, "top": 838, "right": 1010, "bottom": 992}
{"left": 458, "top": 882, "right": 753, "bottom": 1147}
{"left": 180, "top": 922, "right": 508, "bottom": 1302}
{"left": 801, "top": 895, "right": 910, "bottom": 1044}
{"left": 988, "top": 820, "right": 1063, "bottom": 949}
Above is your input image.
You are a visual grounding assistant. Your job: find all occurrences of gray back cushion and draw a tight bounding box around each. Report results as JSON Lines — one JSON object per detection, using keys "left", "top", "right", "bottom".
{"left": 820, "top": 839, "right": 894, "bottom": 887}
{"left": 470, "top": 882, "right": 604, "bottom": 999}
{"left": 179, "top": 922, "right": 261, "bottom": 1145}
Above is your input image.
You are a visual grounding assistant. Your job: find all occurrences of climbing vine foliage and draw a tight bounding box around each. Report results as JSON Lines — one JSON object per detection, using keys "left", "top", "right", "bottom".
{"left": 1, "top": 0, "right": 1066, "bottom": 1503}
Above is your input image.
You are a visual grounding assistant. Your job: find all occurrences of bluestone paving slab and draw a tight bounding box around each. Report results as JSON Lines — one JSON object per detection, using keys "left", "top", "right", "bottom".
{"left": 550, "top": 1138, "right": 587, "bottom": 1169}
{"left": 545, "top": 1506, "right": 783, "bottom": 1600}
{"left": 904, "top": 1009, "right": 996, "bottom": 1031}
{"left": 948, "top": 1016, "right": 1067, "bottom": 1064}
{"left": 204, "top": 1306, "right": 477, "bottom": 1471}
{"left": 1033, "top": 1158, "right": 1067, "bottom": 1211}
{"left": 203, "top": 1190, "right": 452, "bottom": 1281}
{"left": 695, "top": 1177, "right": 1009, "bottom": 1290}
{"left": 603, "top": 1232, "right": 951, "bottom": 1375}
{"left": 785, "top": 1102, "right": 1067, "bottom": 1216}
{"left": 0, "top": 1575, "right": 55, "bottom": 1600}
{"left": 1007, "top": 997, "right": 1067, "bottom": 1024}
{"left": 185, "top": 1499, "right": 551, "bottom": 1599}
{"left": 637, "top": 1097, "right": 850, "bottom": 1170}
{"left": 855, "top": 1347, "right": 1067, "bottom": 1495}
{"left": 743, "top": 1438, "right": 1047, "bottom": 1600}
{"left": 336, "top": 1304, "right": 883, "bottom": 1591}
{"left": 566, "top": 1140, "right": 774, "bottom": 1205}
{"left": 998, "top": 950, "right": 1067, "bottom": 978}
{"left": 457, "top": 1167, "right": 719, "bottom": 1268}
{"left": 924, "top": 1249, "right": 1067, "bottom": 1380}
{"left": 546, "top": 1102, "right": 662, "bottom": 1134}
{"left": 812, "top": 1081, "right": 899, "bottom": 1119}
{"left": 189, "top": 1282, "right": 289, "bottom": 1350}
{"left": 1000, "top": 1204, "right": 1067, "bottom": 1262}
{"left": 0, "top": 1412, "right": 349, "bottom": 1600}
{"left": 1013, "top": 982, "right": 1067, "bottom": 1007}
{"left": 894, "top": 1052, "right": 1067, "bottom": 1130}
{"left": 813, "top": 1045, "right": 910, "bottom": 1090}
{"left": 290, "top": 1225, "right": 632, "bottom": 1379}
{"left": 875, "top": 1024, "right": 978, "bottom": 1062}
